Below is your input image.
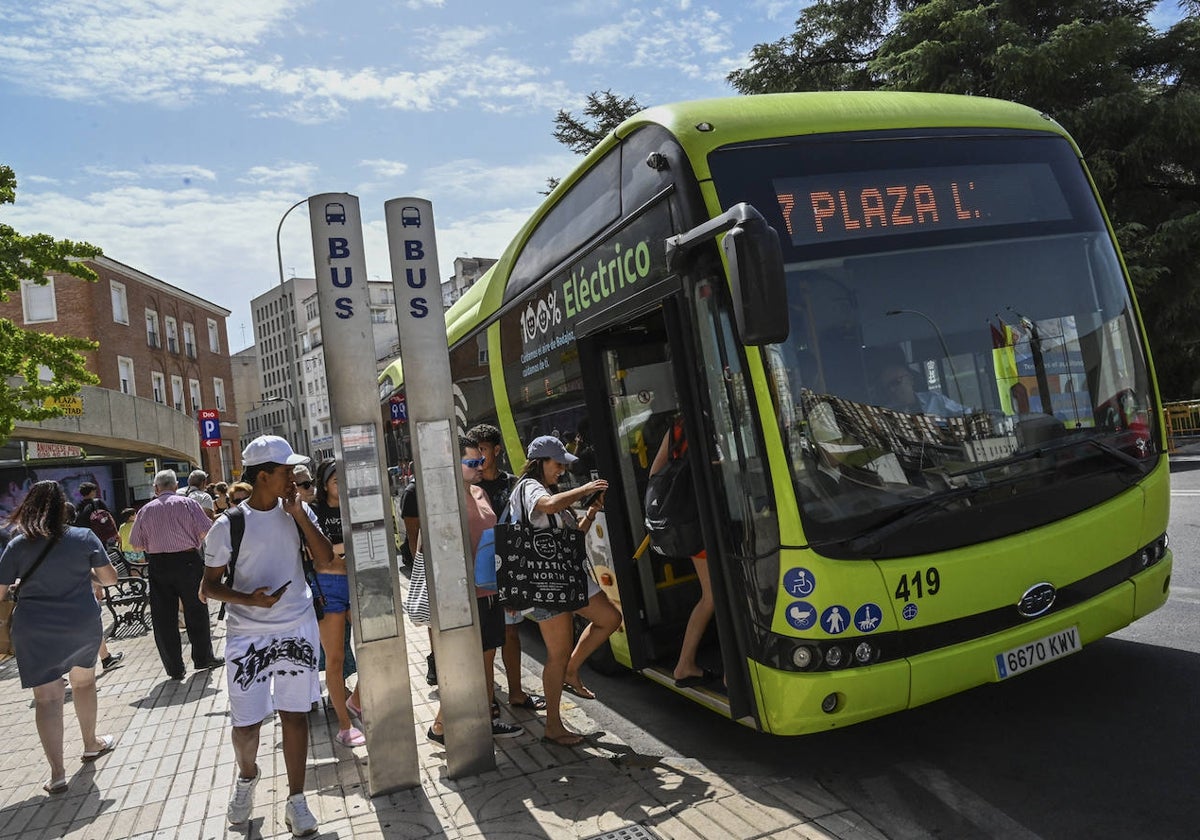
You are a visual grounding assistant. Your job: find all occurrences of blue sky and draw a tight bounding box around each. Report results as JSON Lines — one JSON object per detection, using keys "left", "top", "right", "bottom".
{"left": 0, "top": 1, "right": 1187, "bottom": 352}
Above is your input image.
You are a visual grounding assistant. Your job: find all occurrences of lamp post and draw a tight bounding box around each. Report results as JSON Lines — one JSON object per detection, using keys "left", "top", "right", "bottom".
{"left": 276, "top": 198, "right": 307, "bottom": 449}
{"left": 885, "top": 308, "right": 966, "bottom": 408}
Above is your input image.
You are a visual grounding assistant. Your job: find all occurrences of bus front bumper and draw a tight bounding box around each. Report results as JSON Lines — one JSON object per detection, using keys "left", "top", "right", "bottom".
{"left": 750, "top": 554, "right": 1172, "bottom": 736}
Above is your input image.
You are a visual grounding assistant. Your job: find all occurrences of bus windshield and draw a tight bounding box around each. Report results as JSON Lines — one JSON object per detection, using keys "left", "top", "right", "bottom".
{"left": 709, "top": 131, "right": 1157, "bottom": 558}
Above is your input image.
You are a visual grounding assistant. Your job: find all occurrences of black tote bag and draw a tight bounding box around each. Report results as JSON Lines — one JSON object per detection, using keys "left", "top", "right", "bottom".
{"left": 495, "top": 480, "right": 589, "bottom": 612}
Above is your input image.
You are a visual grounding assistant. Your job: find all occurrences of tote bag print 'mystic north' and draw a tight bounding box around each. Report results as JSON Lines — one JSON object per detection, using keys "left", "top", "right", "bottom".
{"left": 495, "top": 482, "right": 589, "bottom": 612}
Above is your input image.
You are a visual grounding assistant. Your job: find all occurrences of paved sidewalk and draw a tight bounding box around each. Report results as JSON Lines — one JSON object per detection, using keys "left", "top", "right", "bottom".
{"left": 0, "top": 604, "right": 884, "bottom": 840}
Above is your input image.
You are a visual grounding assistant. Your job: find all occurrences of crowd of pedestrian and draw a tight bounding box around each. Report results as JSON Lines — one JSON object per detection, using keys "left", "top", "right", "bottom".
{"left": 1, "top": 423, "right": 624, "bottom": 836}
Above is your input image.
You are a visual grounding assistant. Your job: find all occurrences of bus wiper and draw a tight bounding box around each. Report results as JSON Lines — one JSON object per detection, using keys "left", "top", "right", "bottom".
{"left": 835, "top": 484, "right": 984, "bottom": 556}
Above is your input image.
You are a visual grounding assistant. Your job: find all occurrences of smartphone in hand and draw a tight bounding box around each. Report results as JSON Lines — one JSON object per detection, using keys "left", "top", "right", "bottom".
{"left": 582, "top": 489, "right": 605, "bottom": 507}
{"left": 270, "top": 581, "right": 291, "bottom": 598}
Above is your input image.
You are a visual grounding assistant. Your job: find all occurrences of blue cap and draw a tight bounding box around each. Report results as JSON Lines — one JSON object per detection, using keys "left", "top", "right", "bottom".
{"left": 526, "top": 435, "right": 577, "bottom": 464}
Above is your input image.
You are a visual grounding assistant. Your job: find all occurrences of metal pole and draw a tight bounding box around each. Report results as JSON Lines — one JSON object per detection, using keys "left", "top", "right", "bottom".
{"left": 276, "top": 198, "right": 307, "bottom": 449}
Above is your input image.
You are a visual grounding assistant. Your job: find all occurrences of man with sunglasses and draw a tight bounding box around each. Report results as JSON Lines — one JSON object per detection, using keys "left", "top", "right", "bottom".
{"left": 293, "top": 465, "right": 317, "bottom": 505}
{"left": 467, "top": 423, "right": 547, "bottom": 715}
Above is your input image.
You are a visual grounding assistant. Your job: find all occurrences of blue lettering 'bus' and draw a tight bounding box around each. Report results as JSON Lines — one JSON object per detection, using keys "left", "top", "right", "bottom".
{"left": 328, "top": 238, "right": 350, "bottom": 259}
{"left": 405, "top": 240, "right": 424, "bottom": 260}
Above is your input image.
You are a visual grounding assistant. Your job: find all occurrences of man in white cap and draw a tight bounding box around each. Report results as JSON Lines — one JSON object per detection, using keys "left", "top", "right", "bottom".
{"left": 201, "top": 435, "right": 333, "bottom": 837}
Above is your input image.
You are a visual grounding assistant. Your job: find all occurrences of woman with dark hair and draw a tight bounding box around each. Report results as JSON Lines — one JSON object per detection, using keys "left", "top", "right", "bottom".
{"left": 0, "top": 480, "right": 118, "bottom": 794}
{"left": 507, "top": 436, "right": 612, "bottom": 746}
{"left": 311, "top": 458, "right": 364, "bottom": 747}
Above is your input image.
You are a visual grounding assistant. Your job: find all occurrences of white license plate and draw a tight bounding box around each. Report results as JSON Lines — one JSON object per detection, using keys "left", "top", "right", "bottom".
{"left": 995, "top": 626, "right": 1081, "bottom": 679}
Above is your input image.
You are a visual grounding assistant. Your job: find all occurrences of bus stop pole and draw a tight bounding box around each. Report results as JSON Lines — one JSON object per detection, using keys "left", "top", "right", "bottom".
{"left": 307, "top": 193, "right": 420, "bottom": 794}
{"left": 385, "top": 197, "right": 494, "bottom": 778}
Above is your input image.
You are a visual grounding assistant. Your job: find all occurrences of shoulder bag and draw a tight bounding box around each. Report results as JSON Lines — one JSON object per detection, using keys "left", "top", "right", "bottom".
{"left": 10, "top": 535, "right": 60, "bottom": 603}
{"left": 494, "top": 479, "right": 589, "bottom": 612}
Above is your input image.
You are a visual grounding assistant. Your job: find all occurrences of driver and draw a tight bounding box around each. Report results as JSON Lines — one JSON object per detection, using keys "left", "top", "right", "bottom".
{"left": 877, "top": 362, "right": 965, "bottom": 416}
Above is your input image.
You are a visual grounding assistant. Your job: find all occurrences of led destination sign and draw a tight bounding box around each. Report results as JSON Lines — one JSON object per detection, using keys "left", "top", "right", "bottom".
{"left": 774, "top": 163, "right": 1072, "bottom": 247}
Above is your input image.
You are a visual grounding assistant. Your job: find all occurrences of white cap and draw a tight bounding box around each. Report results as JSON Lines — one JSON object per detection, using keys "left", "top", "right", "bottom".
{"left": 241, "top": 435, "right": 309, "bottom": 467}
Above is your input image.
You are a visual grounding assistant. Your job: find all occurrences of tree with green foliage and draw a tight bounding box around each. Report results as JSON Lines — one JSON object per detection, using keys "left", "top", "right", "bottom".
{"left": 0, "top": 164, "right": 100, "bottom": 444}
{"left": 729, "top": 0, "right": 1200, "bottom": 398}
{"left": 545, "top": 89, "right": 645, "bottom": 193}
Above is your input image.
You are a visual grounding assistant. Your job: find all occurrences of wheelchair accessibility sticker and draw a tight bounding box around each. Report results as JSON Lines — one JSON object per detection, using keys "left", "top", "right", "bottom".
{"left": 784, "top": 567, "right": 816, "bottom": 598}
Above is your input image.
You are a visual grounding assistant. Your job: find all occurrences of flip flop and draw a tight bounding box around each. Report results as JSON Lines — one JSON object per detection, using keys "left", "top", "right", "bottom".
{"left": 562, "top": 682, "right": 596, "bottom": 700}
{"left": 510, "top": 692, "right": 547, "bottom": 711}
{"left": 673, "top": 669, "right": 720, "bottom": 688}
{"left": 81, "top": 734, "right": 116, "bottom": 761}
{"left": 43, "top": 778, "right": 68, "bottom": 795}
{"left": 541, "top": 731, "right": 584, "bottom": 747}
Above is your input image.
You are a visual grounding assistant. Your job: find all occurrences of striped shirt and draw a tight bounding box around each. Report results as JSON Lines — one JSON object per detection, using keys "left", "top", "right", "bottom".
{"left": 129, "top": 491, "right": 212, "bottom": 553}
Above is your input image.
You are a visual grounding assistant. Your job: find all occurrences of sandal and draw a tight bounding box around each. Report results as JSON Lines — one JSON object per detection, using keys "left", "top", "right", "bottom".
{"left": 43, "top": 778, "right": 68, "bottom": 795}
{"left": 345, "top": 696, "right": 363, "bottom": 720}
{"left": 541, "top": 731, "right": 584, "bottom": 747}
{"left": 562, "top": 682, "right": 596, "bottom": 700}
{"left": 335, "top": 727, "right": 366, "bottom": 747}
{"left": 81, "top": 734, "right": 116, "bottom": 761}
{"left": 673, "top": 668, "right": 720, "bottom": 688}
{"left": 510, "top": 692, "right": 547, "bottom": 711}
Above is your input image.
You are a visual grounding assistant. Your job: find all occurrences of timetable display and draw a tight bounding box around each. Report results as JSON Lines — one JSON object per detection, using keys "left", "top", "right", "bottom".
{"left": 773, "top": 163, "right": 1072, "bottom": 247}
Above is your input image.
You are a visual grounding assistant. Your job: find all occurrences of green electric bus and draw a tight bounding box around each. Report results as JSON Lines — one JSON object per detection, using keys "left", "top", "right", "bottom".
{"left": 381, "top": 92, "right": 1171, "bottom": 735}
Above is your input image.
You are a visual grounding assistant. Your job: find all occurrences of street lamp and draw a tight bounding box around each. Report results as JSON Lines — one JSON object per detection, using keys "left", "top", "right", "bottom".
{"left": 276, "top": 198, "right": 307, "bottom": 449}
{"left": 885, "top": 308, "right": 966, "bottom": 408}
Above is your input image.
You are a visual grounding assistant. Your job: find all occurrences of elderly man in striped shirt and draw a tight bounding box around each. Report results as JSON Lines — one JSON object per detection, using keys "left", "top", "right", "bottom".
{"left": 131, "top": 469, "right": 225, "bottom": 680}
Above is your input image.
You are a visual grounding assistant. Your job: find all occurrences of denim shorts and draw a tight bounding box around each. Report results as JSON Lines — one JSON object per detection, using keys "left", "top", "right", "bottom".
{"left": 316, "top": 573, "right": 350, "bottom": 614}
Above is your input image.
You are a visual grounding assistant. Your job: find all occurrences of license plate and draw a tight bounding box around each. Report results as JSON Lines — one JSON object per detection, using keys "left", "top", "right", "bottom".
{"left": 995, "top": 626, "right": 1081, "bottom": 679}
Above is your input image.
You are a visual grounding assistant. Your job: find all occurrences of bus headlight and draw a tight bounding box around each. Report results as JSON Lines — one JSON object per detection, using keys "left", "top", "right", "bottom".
{"left": 823, "top": 646, "right": 845, "bottom": 668}
{"left": 854, "top": 642, "right": 874, "bottom": 664}
{"left": 791, "top": 646, "right": 816, "bottom": 670}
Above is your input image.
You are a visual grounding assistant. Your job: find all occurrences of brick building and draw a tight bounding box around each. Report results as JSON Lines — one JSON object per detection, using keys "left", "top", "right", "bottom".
{"left": 0, "top": 255, "right": 239, "bottom": 504}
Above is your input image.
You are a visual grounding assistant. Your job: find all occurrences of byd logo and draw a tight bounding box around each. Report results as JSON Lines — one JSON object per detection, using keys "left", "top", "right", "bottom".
{"left": 522, "top": 290, "right": 563, "bottom": 343}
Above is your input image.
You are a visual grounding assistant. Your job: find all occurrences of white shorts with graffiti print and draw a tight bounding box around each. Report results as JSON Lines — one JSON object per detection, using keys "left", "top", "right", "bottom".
{"left": 224, "top": 618, "right": 321, "bottom": 727}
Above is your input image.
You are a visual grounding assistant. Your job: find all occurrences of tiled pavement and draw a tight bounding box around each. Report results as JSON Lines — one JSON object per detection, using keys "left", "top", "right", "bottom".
{"left": 0, "top": 604, "right": 885, "bottom": 840}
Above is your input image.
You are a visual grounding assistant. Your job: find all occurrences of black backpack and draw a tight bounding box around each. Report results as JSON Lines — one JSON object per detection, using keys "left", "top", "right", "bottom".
{"left": 644, "top": 455, "right": 704, "bottom": 557}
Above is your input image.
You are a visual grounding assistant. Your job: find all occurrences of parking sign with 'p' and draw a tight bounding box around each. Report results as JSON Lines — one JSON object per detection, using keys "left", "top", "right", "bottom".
{"left": 199, "top": 409, "right": 221, "bottom": 448}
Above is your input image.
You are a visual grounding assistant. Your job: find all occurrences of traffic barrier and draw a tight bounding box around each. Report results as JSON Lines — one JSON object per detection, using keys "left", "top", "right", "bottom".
{"left": 1163, "top": 400, "right": 1200, "bottom": 452}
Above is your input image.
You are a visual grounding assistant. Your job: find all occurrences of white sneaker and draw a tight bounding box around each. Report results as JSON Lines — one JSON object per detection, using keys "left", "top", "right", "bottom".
{"left": 227, "top": 770, "right": 259, "bottom": 825}
{"left": 285, "top": 793, "right": 318, "bottom": 837}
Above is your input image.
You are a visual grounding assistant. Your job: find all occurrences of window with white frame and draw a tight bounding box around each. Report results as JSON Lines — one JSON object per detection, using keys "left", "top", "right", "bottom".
{"left": 189, "top": 378, "right": 202, "bottom": 412}
{"left": 21, "top": 277, "right": 57, "bottom": 323}
{"left": 145, "top": 310, "right": 160, "bottom": 348}
{"left": 118, "top": 356, "right": 135, "bottom": 395}
{"left": 170, "top": 375, "right": 184, "bottom": 411}
{"left": 151, "top": 371, "right": 166, "bottom": 404}
{"left": 111, "top": 281, "right": 129, "bottom": 324}
{"left": 165, "top": 316, "right": 178, "bottom": 353}
{"left": 183, "top": 322, "right": 196, "bottom": 357}
{"left": 207, "top": 318, "right": 220, "bottom": 354}
{"left": 213, "top": 377, "right": 226, "bottom": 410}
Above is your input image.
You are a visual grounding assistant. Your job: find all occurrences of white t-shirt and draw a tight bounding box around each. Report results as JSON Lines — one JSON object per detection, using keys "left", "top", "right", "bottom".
{"left": 204, "top": 500, "right": 317, "bottom": 635}
{"left": 512, "top": 478, "right": 575, "bottom": 530}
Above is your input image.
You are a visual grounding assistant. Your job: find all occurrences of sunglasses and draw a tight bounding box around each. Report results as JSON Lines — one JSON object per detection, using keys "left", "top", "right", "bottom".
{"left": 296, "top": 481, "right": 313, "bottom": 489}
{"left": 461, "top": 458, "right": 485, "bottom": 469}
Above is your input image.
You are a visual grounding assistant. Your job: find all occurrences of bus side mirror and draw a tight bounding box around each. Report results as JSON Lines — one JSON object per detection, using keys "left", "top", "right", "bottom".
{"left": 722, "top": 215, "right": 788, "bottom": 345}
{"left": 666, "top": 202, "right": 789, "bottom": 346}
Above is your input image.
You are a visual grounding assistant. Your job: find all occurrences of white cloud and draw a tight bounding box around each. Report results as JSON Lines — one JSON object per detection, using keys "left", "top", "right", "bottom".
{"left": 359, "top": 159, "right": 409, "bottom": 179}
{"left": 408, "top": 154, "right": 575, "bottom": 205}
{"left": 566, "top": 6, "right": 738, "bottom": 82}
{"left": 0, "top": 0, "right": 573, "bottom": 120}
{"left": 239, "top": 163, "right": 320, "bottom": 187}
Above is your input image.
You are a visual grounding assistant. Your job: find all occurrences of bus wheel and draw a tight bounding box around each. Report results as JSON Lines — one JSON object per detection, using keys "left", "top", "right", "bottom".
{"left": 573, "top": 614, "right": 624, "bottom": 676}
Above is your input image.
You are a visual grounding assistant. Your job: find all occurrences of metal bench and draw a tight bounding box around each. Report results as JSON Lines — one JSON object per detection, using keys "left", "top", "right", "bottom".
{"left": 103, "top": 549, "right": 149, "bottom": 637}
